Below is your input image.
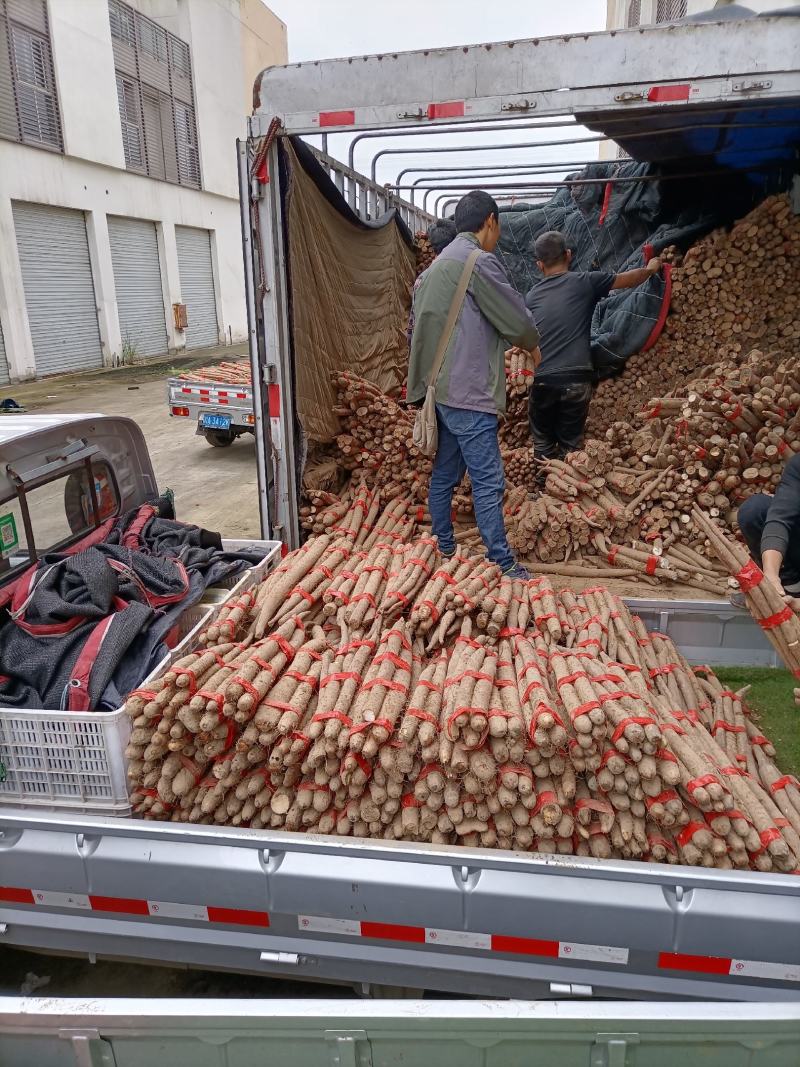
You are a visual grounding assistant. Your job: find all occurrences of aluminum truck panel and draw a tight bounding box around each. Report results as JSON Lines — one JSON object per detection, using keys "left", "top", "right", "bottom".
{"left": 1, "top": 811, "right": 798, "bottom": 1001}
{"left": 2, "top": 999, "right": 800, "bottom": 1067}
{"left": 254, "top": 18, "right": 799, "bottom": 133}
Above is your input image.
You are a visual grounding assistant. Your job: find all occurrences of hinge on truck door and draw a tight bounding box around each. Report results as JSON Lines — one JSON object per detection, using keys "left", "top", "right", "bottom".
{"left": 325, "top": 1030, "right": 373, "bottom": 1067}
{"left": 590, "top": 1034, "right": 640, "bottom": 1067}
{"left": 58, "top": 1029, "right": 117, "bottom": 1067}
{"left": 732, "top": 79, "right": 772, "bottom": 93}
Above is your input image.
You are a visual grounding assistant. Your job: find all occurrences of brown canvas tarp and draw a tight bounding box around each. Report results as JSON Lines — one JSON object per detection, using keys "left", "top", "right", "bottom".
{"left": 284, "top": 139, "right": 415, "bottom": 443}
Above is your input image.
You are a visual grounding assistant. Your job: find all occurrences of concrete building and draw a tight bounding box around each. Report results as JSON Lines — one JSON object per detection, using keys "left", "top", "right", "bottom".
{"left": 607, "top": 0, "right": 798, "bottom": 30}
{"left": 0, "top": 0, "right": 287, "bottom": 383}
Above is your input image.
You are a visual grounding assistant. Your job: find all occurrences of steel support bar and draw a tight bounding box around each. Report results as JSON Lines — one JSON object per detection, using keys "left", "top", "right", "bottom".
{"left": 369, "top": 118, "right": 798, "bottom": 183}
{"left": 237, "top": 139, "right": 271, "bottom": 539}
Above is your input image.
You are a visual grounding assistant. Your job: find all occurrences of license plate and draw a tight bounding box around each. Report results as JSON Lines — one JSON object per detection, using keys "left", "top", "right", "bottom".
{"left": 202, "top": 413, "right": 231, "bottom": 430}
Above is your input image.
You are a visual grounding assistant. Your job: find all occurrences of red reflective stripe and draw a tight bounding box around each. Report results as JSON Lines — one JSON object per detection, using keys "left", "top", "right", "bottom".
{"left": 207, "top": 906, "right": 270, "bottom": 928}
{"left": 658, "top": 951, "right": 731, "bottom": 975}
{"left": 491, "top": 934, "right": 559, "bottom": 958}
{"left": 268, "top": 383, "right": 281, "bottom": 418}
{"left": 89, "top": 895, "right": 149, "bottom": 916}
{"left": 361, "top": 921, "right": 425, "bottom": 943}
{"left": 427, "top": 101, "right": 465, "bottom": 119}
{"left": 0, "top": 886, "right": 35, "bottom": 904}
{"left": 319, "top": 109, "right": 355, "bottom": 127}
{"left": 648, "top": 84, "right": 691, "bottom": 102}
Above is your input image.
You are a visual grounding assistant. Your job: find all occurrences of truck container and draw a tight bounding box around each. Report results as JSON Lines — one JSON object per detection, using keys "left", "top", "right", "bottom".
{"left": 1, "top": 13, "right": 799, "bottom": 1011}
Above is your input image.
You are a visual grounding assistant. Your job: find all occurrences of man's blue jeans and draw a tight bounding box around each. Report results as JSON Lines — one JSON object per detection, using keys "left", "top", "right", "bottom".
{"left": 428, "top": 403, "right": 515, "bottom": 570}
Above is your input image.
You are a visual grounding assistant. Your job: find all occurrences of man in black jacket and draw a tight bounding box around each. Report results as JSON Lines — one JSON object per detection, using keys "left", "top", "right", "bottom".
{"left": 525, "top": 230, "right": 661, "bottom": 458}
{"left": 735, "top": 453, "right": 800, "bottom": 608}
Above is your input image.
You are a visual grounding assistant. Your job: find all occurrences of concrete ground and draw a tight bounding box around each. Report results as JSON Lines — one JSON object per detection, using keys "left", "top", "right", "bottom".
{"left": 2, "top": 343, "right": 262, "bottom": 539}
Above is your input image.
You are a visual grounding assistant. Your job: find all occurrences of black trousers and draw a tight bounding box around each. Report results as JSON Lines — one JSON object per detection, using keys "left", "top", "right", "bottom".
{"left": 528, "top": 379, "right": 594, "bottom": 459}
{"left": 738, "top": 493, "right": 800, "bottom": 591}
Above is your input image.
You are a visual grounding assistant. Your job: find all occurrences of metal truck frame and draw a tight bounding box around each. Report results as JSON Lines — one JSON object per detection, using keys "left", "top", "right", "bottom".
{"left": 1, "top": 15, "right": 799, "bottom": 1005}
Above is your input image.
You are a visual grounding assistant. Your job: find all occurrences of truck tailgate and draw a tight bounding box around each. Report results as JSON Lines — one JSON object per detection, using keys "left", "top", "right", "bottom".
{"left": 1, "top": 998, "right": 799, "bottom": 1065}
{"left": 168, "top": 376, "right": 254, "bottom": 428}
{"left": 0, "top": 810, "right": 798, "bottom": 1002}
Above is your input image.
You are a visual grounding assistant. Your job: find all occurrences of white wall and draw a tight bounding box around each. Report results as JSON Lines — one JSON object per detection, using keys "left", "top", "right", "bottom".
{"left": 0, "top": 143, "right": 247, "bottom": 379}
{"left": 48, "top": 0, "right": 126, "bottom": 168}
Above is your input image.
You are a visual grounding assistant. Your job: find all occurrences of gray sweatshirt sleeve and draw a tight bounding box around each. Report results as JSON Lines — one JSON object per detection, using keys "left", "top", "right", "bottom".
{"left": 471, "top": 252, "right": 540, "bottom": 350}
{"left": 762, "top": 453, "right": 800, "bottom": 557}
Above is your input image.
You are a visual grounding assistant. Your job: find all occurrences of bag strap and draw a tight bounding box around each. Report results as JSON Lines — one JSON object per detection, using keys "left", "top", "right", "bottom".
{"left": 429, "top": 246, "right": 481, "bottom": 387}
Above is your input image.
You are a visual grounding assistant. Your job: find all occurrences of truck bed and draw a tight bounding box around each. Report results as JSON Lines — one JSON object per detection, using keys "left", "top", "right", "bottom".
{"left": 1, "top": 592, "right": 790, "bottom": 1001}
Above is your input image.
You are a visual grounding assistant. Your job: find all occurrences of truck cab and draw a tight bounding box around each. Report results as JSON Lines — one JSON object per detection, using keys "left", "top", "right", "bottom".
{"left": 0, "top": 414, "right": 156, "bottom": 582}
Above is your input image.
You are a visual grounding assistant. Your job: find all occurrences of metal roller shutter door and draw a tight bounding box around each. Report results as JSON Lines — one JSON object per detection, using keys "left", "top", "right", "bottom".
{"left": 108, "top": 216, "right": 169, "bottom": 359}
{"left": 0, "top": 320, "right": 9, "bottom": 384}
{"left": 175, "top": 225, "right": 219, "bottom": 349}
{"left": 12, "top": 202, "right": 103, "bottom": 376}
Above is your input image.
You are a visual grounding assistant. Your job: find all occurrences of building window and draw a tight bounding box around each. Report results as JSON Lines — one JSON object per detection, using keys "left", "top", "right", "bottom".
{"left": 656, "top": 0, "right": 687, "bottom": 22}
{"left": 626, "top": 0, "right": 641, "bottom": 28}
{"left": 116, "top": 73, "right": 145, "bottom": 170}
{"left": 108, "top": 0, "right": 201, "bottom": 189}
{"left": 0, "top": 0, "right": 62, "bottom": 150}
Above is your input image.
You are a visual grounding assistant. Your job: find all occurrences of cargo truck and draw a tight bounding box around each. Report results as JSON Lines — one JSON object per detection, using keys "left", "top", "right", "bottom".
{"left": 167, "top": 362, "right": 256, "bottom": 447}
{"left": 1, "top": 12, "right": 799, "bottom": 1024}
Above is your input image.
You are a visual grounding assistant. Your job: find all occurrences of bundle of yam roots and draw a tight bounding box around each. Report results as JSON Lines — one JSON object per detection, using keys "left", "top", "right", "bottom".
{"left": 589, "top": 193, "right": 800, "bottom": 431}
{"left": 125, "top": 494, "right": 800, "bottom": 873}
{"left": 308, "top": 339, "right": 799, "bottom": 594}
{"left": 178, "top": 360, "right": 252, "bottom": 385}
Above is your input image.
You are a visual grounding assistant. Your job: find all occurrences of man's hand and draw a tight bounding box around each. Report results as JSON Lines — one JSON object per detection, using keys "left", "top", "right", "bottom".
{"left": 646, "top": 256, "right": 662, "bottom": 275}
{"left": 506, "top": 345, "right": 541, "bottom": 370}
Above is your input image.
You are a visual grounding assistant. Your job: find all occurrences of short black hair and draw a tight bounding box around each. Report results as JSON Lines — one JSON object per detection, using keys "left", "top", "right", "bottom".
{"left": 428, "top": 218, "right": 457, "bottom": 255}
{"left": 454, "top": 190, "right": 499, "bottom": 234}
{"left": 534, "top": 230, "right": 569, "bottom": 267}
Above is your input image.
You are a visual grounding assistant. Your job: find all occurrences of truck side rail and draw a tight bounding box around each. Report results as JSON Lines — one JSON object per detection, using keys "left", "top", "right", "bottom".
{"left": 1, "top": 811, "right": 798, "bottom": 1002}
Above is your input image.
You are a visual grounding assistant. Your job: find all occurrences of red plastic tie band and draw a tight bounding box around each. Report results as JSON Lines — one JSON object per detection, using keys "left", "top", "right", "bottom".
{"left": 735, "top": 559, "right": 763, "bottom": 593}
{"left": 758, "top": 606, "right": 794, "bottom": 630}
{"left": 362, "top": 677, "right": 408, "bottom": 695}
{"left": 320, "top": 671, "right": 361, "bottom": 688}
{"left": 273, "top": 636, "right": 297, "bottom": 661}
{"left": 373, "top": 651, "right": 411, "bottom": 672}
{"left": 611, "top": 715, "right": 654, "bottom": 743}
{"left": 311, "top": 709, "right": 352, "bottom": 727}
{"left": 770, "top": 775, "right": 794, "bottom": 794}
{"left": 676, "top": 821, "right": 707, "bottom": 848}
{"left": 686, "top": 773, "right": 718, "bottom": 794}
{"left": 407, "top": 707, "right": 439, "bottom": 727}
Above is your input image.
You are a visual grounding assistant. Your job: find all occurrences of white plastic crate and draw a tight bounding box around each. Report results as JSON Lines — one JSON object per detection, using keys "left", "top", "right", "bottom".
{"left": 0, "top": 540, "right": 281, "bottom": 815}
